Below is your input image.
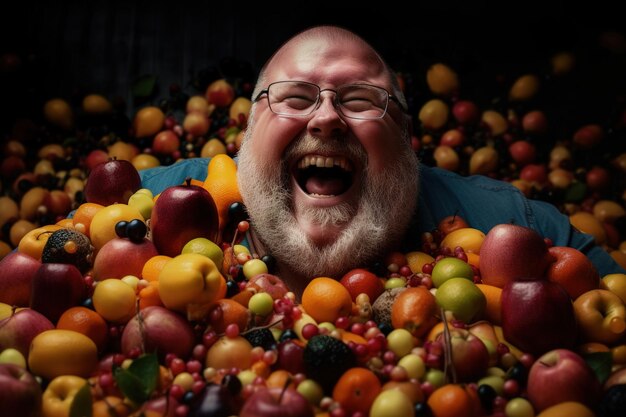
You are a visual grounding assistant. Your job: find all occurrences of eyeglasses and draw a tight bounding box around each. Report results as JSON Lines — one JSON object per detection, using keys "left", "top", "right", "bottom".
{"left": 254, "top": 80, "right": 403, "bottom": 120}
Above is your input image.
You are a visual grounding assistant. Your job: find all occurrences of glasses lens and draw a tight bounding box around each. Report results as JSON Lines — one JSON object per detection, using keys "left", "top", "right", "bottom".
{"left": 337, "top": 85, "right": 389, "bottom": 119}
{"left": 268, "top": 82, "right": 319, "bottom": 116}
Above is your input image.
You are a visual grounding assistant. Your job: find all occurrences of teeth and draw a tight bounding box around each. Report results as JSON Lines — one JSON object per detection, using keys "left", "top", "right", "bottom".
{"left": 297, "top": 155, "right": 352, "bottom": 171}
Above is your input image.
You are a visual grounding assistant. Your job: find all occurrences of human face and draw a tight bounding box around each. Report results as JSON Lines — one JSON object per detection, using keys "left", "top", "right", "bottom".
{"left": 237, "top": 35, "right": 418, "bottom": 281}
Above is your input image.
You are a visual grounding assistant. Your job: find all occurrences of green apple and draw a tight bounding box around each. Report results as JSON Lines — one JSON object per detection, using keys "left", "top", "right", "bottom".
{"left": 0, "top": 348, "right": 27, "bottom": 368}
{"left": 127, "top": 191, "right": 154, "bottom": 220}
{"left": 435, "top": 277, "right": 486, "bottom": 323}
{"left": 182, "top": 237, "right": 224, "bottom": 270}
{"left": 431, "top": 257, "right": 473, "bottom": 288}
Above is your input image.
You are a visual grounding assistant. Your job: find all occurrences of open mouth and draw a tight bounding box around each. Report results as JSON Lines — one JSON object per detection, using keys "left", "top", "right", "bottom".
{"left": 293, "top": 154, "right": 355, "bottom": 198}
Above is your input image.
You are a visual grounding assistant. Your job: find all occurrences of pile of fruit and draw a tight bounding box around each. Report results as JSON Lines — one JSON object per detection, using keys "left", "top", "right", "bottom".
{"left": 1, "top": 34, "right": 626, "bottom": 417}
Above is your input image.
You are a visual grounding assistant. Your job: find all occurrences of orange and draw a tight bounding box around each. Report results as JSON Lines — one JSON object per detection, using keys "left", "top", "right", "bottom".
{"left": 265, "top": 369, "right": 295, "bottom": 390}
{"left": 141, "top": 255, "right": 172, "bottom": 282}
{"left": 427, "top": 384, "right": 475, "bottom": 417}
{"left": 202, "top": 154, "right": 243, "bottom": 230}
{"left": 466, "top": 252, "right": 480, "bottom": 269}
{"left": 333, "top": 367, "right": 381, "bottom": 414}
{"left": 209, "top": 298, "right": 250, "bottom": 334}
{"left": 545, "top": 246, "right": 600, "bottom": 299}
{"left": 391, "top": 286, "right": 439, "bottom": 337}
{"left": 92, "top": 396, "right": 131, "bottom": 417}
{"left": 133, "top": 106, "right": 165, "bottom": 138}
{"left": 28, "top": 329, "right": 98, "bottom": 380}
{"left": 476, "top": 284, "right": 502, "bottom": 325}
{"left": 301, "top": 277, "right": 353, "bottom": 324}
{"left": 138, "top": 281, "right": 163, "bottom": 310}
{"left": 72, "top": 202, "right": 104, "bottom": 237}
{"left": 56, "top": 307, "right": 109, "bottom": 352}
{"left": 55, "top": 218, "right": 74, "bottom": 228}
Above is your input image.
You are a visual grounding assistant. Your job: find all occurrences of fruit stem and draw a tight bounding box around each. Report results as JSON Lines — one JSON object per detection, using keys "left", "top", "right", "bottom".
{"left": 441, "top": 307, "right": 457, "bottom": 384}
{"left": 185, "top": 177, "right": 192, "bottom": 187}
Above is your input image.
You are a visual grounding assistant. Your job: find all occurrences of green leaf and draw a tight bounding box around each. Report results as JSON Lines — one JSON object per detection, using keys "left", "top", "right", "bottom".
{"left": 115, "top": 367, "right": 149, "bottom": 404}
{"left": 584, "top": 351, "right": 613, "bottom": 384}
{"left": 69, "top": 383, "right": 93, "bottom": 417}
{"left": 128, "top": 353, "right": 159, "bottom": 394}
{"left": 113, "top": 353, "right": 160, "bottom": 405}
{"left": 132, "top": 74, "right": 158, "bottom": 98}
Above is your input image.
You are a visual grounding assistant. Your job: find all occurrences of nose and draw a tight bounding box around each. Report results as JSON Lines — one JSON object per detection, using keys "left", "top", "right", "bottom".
{"left": 307, "top": 92, "right": 348, "bottom": 138}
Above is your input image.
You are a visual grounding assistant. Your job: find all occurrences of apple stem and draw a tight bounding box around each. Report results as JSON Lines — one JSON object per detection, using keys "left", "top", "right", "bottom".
{"left": 185, "top": 177, "right": 192, "bottom": 187}
{"left": 440, "top": 307, "right": 457, "bottom": 384}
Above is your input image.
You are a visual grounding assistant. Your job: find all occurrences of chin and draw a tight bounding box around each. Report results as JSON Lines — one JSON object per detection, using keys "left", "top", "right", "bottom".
{"left": 238, "top": 127, "right": 420, "bottom": 282}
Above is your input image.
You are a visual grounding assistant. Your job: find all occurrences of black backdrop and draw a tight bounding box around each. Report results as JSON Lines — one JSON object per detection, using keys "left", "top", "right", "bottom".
{"left": 1, "top": 1, "right": 625, "bottom": 132}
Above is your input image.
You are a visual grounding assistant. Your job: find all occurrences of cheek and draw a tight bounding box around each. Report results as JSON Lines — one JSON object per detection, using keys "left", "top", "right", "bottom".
{"left": 250, "top": 112, "right": 305, "bottom": 162}
{"left": 353, "top": 122, "right": 404, "bottom": 173}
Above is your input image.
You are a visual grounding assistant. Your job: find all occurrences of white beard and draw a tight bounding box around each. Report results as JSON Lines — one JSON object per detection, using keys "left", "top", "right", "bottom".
{"left": 237, "top": 127, "right": 419, "bottom": 281}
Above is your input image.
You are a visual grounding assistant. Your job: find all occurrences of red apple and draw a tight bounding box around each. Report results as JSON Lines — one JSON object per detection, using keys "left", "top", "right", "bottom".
{"left": 436, "top": 329, "right": 490, "bottom": 382}
{"left": 29, "top": 263, "right": 87, "bottom": 323}
{"left": 452, "top": 100, "right": 480, "bottom": 125}
{"left": 42, "top": 190, "right": 72, "bottom": 218}
{"left": 84, "top": 149, "right": 109, "bottom": 172}
{"left": 152, "top": 130, "right": 180, "bottom": 155}
{"left": 508, "top": 140, "right": 537, "bottom": 166}
{"left": 121, "top": 306, "right": 195, "bottom": 360}
{"left": 527, "top": 349, "right": 601, "bottom": 411}
{"left": 586, "top": 166, "right": 611, "bottom": 191}
{"left": 501, "top": 279, "right": 577, "bottom": 355}
{"left": 522, "top": 110, "right": 548, "bottom": 134}
{"left": 245, "top": 273, "right": 289, "bottom": 300}
{"left": 573, "top": 124, "right": 604, "bottom": 149}
{"left": 0, "top": 308, "right": 54, "bottom": 357}
{"left": 340, "top": 268, "right": 384, "bottom": 302}
{"left": 205, "top": 79, "right": 235, "bottom": 108}
{"left": 84, "top": 158, "right": 142, "bottom": 206}
{"left": 92, "top": 237, "right": 158, "bottom": 281}
{"left": 0, "top": 364, "right": 42, "bottom": 417}
{"left": 239, "top": 386, "right": 314, "bottom": 417}
{"left": 150, "top": 180, "right": 219, "bottom": 257}
{"left": 437, "top": 214, "right": 469, "bottom": 236}
{"left": 519, "top": 163, "right": 548, "bottom": 187}
{"left": 479, "top": 223, "right": 554, "bottom": 288}
{"left": 0, "top": 251, "right": 41, "bottom": 306}
{"left": 1, "top": 155, "right": 26, "bottom": 180}
{"left": 439, "top": 129, "right": 465, "bottom": 147}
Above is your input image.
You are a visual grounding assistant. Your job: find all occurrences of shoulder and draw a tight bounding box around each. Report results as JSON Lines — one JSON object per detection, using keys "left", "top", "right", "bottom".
{"left": 140, "top": 158, "right": 212, "bottom": 195}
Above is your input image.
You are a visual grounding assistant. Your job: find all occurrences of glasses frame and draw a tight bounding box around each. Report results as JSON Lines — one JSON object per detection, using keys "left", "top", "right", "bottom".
{"left": 254, "top": 80, "right": 405, "bottom": 120}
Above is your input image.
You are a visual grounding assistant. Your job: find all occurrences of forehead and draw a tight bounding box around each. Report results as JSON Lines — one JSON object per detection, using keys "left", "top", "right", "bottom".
{"left": 265, "top": 36, "right": 389, "bottom": 87}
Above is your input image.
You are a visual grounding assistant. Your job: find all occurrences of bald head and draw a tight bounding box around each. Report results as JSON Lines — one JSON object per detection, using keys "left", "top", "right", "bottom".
{"left": 253, "top": 26, "right": 406, "bottom": 110}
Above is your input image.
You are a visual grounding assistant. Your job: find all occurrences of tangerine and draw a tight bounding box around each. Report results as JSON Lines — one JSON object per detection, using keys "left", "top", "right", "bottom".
{"left": 209, "top": 298, "right": 250, "bottom": 334}
{"left": 301, "top": 277, "right": 353, "bottom": 324}
{"left": 333, "top": 367, "right": 381, "bottom": 414}
{"left": 391, "top": 286, "right": 439, "bottom": 337}
{"left": 72, "top": 202, "right": 104, "bottom": 237}
{"left": 28, "top": 329, "right": 98, "bottom": 380}
{"left": 476, "top": 283, "right": 502, "bottom": 325}
{"left": 202, "top": 154, "right": 242, "bottom": 230}
{"left": 141, "top": 255, "right": 172, "bottom": 282}
{"left": 427, "top": 384, "right": 475, "bottom": 417}
{"left": 56, "top": 306, "right": 109, "bottom": 352}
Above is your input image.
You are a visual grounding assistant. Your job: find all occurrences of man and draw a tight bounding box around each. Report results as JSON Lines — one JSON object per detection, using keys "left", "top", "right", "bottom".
{"left": 141, "top": 26, "right": 624, "bottom": 296}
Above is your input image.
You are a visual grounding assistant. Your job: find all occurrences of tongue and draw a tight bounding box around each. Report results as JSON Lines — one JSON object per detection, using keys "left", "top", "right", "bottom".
{"left": 305, "top": 174, "right": 346, "bottom": 196}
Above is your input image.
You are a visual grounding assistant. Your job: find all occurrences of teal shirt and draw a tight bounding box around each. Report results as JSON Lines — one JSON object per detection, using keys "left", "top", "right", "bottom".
{"left": 139, "top": 158, "right": 625, "bottom": 277}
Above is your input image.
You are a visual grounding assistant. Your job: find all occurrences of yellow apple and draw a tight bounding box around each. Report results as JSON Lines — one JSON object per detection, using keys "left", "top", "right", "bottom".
{"left": 573, "top": 289, "right": 626, "bottom": 345}
{"left": 42, "top": 375, "right": 88, "bottom": 417}
{"left": 158, "top": 254, "right": 225, "bottom": 317}
{"left": 600, "top": 273, "right": 626, "bottom": 304}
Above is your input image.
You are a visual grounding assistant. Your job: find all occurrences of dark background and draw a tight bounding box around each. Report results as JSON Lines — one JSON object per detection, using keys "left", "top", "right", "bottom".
{"left": 1, "top": 1, "right": 625, "bottom": 136}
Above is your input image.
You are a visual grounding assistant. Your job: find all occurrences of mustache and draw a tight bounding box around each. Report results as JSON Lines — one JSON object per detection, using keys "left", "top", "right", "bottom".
{"left": 282, "top": 133, "right": 368, "bottom": 169}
